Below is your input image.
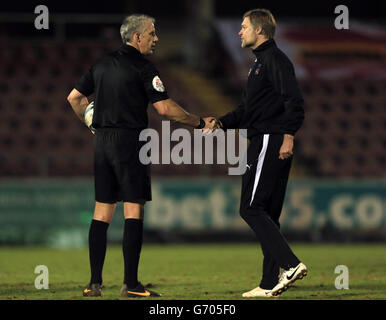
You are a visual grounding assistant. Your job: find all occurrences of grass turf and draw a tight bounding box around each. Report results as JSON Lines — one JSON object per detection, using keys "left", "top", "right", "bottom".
{"left": 0, "top": 243, "right": 385, "bottom": 300}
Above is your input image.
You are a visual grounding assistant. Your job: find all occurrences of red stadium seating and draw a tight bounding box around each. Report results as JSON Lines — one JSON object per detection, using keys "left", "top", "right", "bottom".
{"left": 0, "top": 41, "right": 384, "bottom": 178}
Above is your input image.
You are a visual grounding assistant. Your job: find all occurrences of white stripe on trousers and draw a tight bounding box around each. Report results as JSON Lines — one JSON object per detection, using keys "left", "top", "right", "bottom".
{"left": 250, "top": 134, "right": 270, "bottom": 206}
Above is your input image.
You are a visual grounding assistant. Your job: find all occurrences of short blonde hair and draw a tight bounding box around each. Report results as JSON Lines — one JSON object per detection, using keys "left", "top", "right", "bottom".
{"left": 243, "top": 9, "right": 276, "bottom": 39}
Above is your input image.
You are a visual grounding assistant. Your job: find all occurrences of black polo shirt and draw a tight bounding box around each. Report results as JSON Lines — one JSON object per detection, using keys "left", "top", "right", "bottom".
{"left": 75, "top": 44, "right": 169, "bottom": 130}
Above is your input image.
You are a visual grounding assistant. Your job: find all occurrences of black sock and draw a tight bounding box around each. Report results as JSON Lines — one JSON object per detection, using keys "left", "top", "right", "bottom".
{"left": 122, "top": 218, "right": 143, "bottom": 288}
{"left": 88, "top": 219, "right": 109, "bottom": 284}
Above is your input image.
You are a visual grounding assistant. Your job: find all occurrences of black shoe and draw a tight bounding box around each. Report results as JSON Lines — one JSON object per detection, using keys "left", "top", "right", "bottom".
{"left": 83, "top": 283, "right": 102, "bottom": 297}
{"left": 120, "top": 282, "right": 161, "bottom": 297}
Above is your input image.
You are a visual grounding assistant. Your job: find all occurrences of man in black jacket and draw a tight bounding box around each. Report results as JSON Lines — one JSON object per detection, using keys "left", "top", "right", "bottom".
{"left": 217, "top": 9, "right": 307, "bottom": 297}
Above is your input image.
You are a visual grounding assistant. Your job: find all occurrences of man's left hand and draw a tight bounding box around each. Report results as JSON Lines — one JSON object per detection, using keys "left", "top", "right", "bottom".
{"left": 279, "top": 134, "right": 294, "bottom": 160}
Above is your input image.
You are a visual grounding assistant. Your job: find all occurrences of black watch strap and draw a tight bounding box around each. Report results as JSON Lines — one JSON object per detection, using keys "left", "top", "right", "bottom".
{"left": 196, "top": 117, "right": 205, "bottom": 129}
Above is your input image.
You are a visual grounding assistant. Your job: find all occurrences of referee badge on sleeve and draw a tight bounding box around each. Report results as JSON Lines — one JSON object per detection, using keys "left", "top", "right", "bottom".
{"left": 152, "top": 76, "right": 165, "bottom": 92}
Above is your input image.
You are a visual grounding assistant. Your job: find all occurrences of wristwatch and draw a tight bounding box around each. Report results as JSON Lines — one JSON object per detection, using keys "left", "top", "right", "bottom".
{"left": 196, "top": 117, "right": 205, "bottom": 129}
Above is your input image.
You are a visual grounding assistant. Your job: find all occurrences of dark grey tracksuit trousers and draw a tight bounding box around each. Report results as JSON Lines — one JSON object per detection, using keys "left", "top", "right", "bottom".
{"left": 240, "top": 133, "right": 300, "bottom": 290}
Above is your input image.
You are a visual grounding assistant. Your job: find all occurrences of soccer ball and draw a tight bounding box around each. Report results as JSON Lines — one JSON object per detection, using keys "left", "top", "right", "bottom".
{"left": 84, "top": 101, "right": 95, "bottom": 130}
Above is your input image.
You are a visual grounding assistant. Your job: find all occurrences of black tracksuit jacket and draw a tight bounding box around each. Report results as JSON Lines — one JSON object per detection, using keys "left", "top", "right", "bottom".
{"left": 219, "top": 39, "right": 305, "bottom": 138}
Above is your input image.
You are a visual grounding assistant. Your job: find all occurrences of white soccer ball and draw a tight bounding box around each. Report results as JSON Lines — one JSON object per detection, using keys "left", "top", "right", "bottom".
{"left": 84, "top": 101, "right": 95, "bottom": 130}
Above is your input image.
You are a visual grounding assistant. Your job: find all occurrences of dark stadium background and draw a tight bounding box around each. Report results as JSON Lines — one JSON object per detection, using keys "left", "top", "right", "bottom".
{"left": 0, "top": 0, "right": 385, "bottom": 247}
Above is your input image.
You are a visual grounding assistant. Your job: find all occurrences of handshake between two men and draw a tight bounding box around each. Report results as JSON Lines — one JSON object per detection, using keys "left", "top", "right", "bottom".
{"left": 201, "top": 117, "right": 223, "bottom": 133}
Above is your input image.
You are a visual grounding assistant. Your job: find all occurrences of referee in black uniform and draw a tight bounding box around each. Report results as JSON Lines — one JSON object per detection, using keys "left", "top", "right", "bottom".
{"left": 67, "top": 14, "right": 215, "bottom": 297}
{"left": 216, "top": 9, "right": 307, "bottom": 297}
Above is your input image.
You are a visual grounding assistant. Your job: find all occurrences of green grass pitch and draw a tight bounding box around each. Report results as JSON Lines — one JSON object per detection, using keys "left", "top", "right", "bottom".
{"left": 0, "top": 243, "right": 385, "bottom": 300}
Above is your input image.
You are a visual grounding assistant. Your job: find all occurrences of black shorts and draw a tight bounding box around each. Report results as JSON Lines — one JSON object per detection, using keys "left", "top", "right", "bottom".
{"left": 94, "top": 128, "right": 151, "bottom": 203}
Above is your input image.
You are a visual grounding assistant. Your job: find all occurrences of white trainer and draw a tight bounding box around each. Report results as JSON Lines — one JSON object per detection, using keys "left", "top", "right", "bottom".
{"left": 242, "top": 286, "right": 273, "bottom": 298}
{"left": 270, "top": 262, "right": 307, "bottom": 297}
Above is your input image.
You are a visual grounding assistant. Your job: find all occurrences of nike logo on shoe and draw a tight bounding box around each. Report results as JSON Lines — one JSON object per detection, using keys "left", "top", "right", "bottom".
{"left": 126, "top": 290, "right": 151, "bottom": 297}
{"left": 286, "top": 266, "right": 300, "bottom": 280}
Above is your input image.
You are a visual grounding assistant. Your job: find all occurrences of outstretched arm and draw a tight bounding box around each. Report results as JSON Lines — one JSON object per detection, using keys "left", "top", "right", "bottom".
{"left": 153, "top": 98, "right": 217, "bottom": 129}
{"left": 216, "top": 89, "right": 247, "bottom": 130}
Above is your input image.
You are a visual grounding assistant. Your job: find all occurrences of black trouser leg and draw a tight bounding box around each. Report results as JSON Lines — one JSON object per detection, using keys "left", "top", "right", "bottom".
{"left": 240, "top": 134, "right": 300, "bottom": 288}
{"left": 259, "top": 245, "right": 280, "bottom": 289}
{"left": 241, "top": 206, "right": 299, "bottom": 271}
{"left": 259, "top": 156, "right": 293, "bottom": 289}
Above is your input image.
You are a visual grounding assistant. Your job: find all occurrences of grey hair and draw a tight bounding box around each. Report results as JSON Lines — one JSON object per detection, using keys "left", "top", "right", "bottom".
{"left": 120, "top": 14, "right": 155, "bottom": 43}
